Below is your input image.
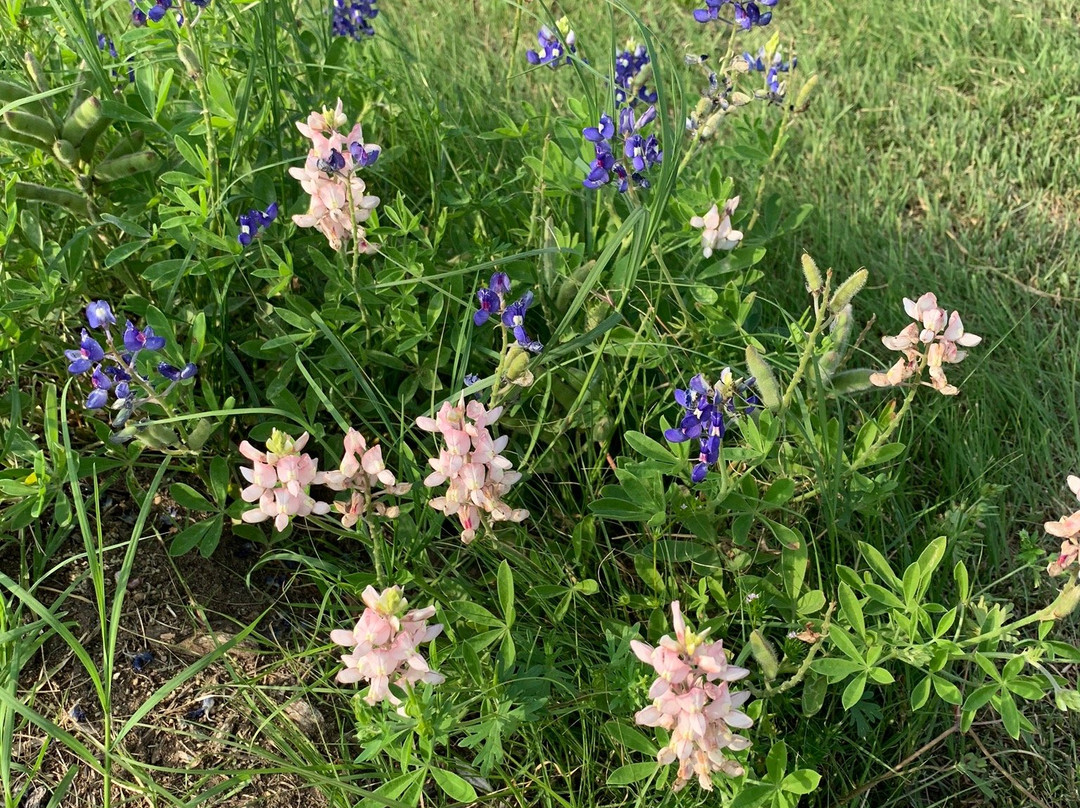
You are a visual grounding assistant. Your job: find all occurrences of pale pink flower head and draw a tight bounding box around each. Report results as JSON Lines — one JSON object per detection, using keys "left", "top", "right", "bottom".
{"left": 1068, "top": 475, "right": 1080, "bottom": 503}
{"left": 237, "top": 429, "right": 328, "bottom": 531}
{"left": 690, "top": 197, "right": 742, "bottom": 258}
{"left": 333, "top": 586, "right": 444, "bottom": 705}
{"left": 417, "top": 396, "right": 527, "bottom": 543}
{"left": 633, "top": 601, "right": 753, "bottom": 791}
{"left": 875, "top": 294, "right": 978, "bottom": 396}
{"left": 322, "top": 428, "right": 409, "bottom": 528}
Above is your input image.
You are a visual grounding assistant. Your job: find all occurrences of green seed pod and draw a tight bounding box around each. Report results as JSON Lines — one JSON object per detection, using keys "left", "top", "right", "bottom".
{"left": 177, "top": 43, "right": 202, "bottom": 80}
{"left": 102, "top": 128, "right": 145, "bottom": 161}
{"left": 504, "top": 344, "right": 531, "bottom": 382}
{"left": 3, "top": 110, "right": 56, "bottom": 144}
{"left": 92, "top": 150, "right": 158, "bottom": 182}
{"left": 745, "top": 345, "right": 781, "bottom": 410}
{"left": 749, "top": 630, "right": 780, "bottom": 681}
{"left": 818, "top": 303, "right": 854, "bottom": 380}
{"left": 0, "top": 122, "right": 51, "bottom": 150}
{"left": 77, "top": 114, "right": 113, "bottom": 163}
{"left": 52, "top": 138, "right": 78, "bottom": 168}
{"left": 796, "top": 74, "right": 819, "bottom": 110}
{"left": 0, "top": 79, "right": 31, "bottom": 104}
{"left": 61, "top": 96, "right": 102, "bottom": 147}
{"left": 828, "top": 368, "right": 876, "bottom": 394}
{"left": 829, "top": 268, "right": 868, "bottom": 314}
{"left": 699, "top": 110, "right": 724, "bottom": 141}
{"left": 801, "top": 253, "right": 823, "bottom": 294}
{"left": 14, "top": 181, "right": 90, "bottom": 217}
{"left": 1048, "top": 579, "right": 1080, "bottom": 620}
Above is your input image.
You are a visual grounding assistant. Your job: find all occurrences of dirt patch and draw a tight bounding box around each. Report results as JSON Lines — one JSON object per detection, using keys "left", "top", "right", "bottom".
{"left": 2, "top": 489, "right": 340, "bottom": 808}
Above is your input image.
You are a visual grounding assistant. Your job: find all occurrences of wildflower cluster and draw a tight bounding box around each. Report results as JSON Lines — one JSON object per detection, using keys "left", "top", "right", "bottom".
{"left": 64, "top": 301, "right": 196, "bottom": 422}
{"left": 614, "top": 43, "right": 657, "bottom": 106}
{"left": 526, "top": 17, "right": 576, "bottom": 68}
{"left": 693, "top": 0, "right": 777, "bottom": 29}
{"left": 322, "top": 428, "right": 411, "bottom": 528}
{"left": 690, "top": 197, "right": 743, "bottom": 257}
{"left": 239, "top": 430, "right": 331, "bottom": 531}
{"left": 332, "top": 0, "right": 378, "bottom": 40}
{"left": 745, "top": 45, "right": 793, "bottom": 98}
{"left": 582, "top": 106, "right": 662, "bottom": 192}
{"left": 131, "top": 0, "right": 206, "bottom": 26}
{"left": 289, "top": 99, "right": 381, "bottom": 253}
{"left": 632, "top": 602, "right": 753, "bottom": 791}
{"left": 869, "top": 293, "right": 981, "bottom": 396}
{"left": 664, "top": 369, "right": 759, "bottom": 482}
{"left": 1046, "top": 475, "right": 1080, "bottom": 577}
{"left": 237, "top": 203, "right": 278, "bottom": 246}
{"left": 473, "top": 271, "right": 543, "bottom": 353}
{"left": 416, "top": 398, "right": 529, "bottom": 544}
{"left": 331, "top": 586, "right": 444, "bottom": 706}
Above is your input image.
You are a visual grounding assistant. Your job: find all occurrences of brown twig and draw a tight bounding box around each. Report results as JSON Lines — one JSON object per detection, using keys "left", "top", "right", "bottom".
{"left": 968, "top": 729, "right": 1052, "bottom": 808}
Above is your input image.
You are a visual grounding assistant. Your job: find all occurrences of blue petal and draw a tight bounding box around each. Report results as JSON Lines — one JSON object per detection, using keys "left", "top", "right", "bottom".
{"left": 664, "top": 428, "right": 688, "bottom": 443}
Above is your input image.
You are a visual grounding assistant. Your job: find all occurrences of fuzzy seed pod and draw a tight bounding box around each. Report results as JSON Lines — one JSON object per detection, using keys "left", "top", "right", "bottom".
{"left": 829, "top": 268, "right": 868, "bottom": 314}
{"left": 801, "top": 253, "right": 823, "bottom": 294}
{"left": 92, "top": 150, "right": 158, "bottom": 182}
{"left": 745, "top": 345, "right": 781, "bottom": 410}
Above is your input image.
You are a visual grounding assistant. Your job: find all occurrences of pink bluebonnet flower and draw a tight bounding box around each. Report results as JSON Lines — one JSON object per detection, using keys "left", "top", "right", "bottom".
{"left": 331, "top": 586, "right": 444, "bottom": 705}
{"left": 691, "top": 197, "right": 742, "bottom": 257}
{"left": 322, "top": 428, "right": 412, "bottom": 528}
{"left": 290, "top": 100, "right": 382, "bottom": 253}
{"left": 416, "top": 397, "right": 529, "bottom": 544}
{"left": 1046, "top": 475, "right": 1080, "bottom": 577}
{"left": 239, "top": 429, "right": 330, "bottom": 531}
{"left": 631, "top": 602, "right": 753, "bottom": 791}
{"left": 870, "top": 293, "right": 981, "bottom": 396}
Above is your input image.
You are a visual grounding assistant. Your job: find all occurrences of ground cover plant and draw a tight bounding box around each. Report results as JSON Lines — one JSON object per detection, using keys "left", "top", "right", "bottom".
{"left": 1, "top": 0, "right": 1078, "bottom": 806}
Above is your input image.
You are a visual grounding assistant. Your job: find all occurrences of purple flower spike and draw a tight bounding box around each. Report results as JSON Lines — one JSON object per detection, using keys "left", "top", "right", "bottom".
{"left": 65, "top": 330, "right": 105, "bottom": 374}
{"left": 86, "top": 300, "right": 116, "bottom": 329}
{"left": 124, "top": 321, "right": 166, "bottom": 353}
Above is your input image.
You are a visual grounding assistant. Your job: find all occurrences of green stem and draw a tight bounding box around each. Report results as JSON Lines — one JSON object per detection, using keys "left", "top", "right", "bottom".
{"left": 762, "top": 601, "right": 836, "bottom": 697}
{"left": 780, "top": 274, "right": 832, "bottom": 411}
{"left": 363, "top": 516, "right": 386, "bottom": 587}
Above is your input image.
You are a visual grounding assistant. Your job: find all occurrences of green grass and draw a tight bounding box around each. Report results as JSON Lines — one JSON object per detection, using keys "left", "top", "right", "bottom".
{"left": 2, "top": 0, "right": 1080, "bottom": 806}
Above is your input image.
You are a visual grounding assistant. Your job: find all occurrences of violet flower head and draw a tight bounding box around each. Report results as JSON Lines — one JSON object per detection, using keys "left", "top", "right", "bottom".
{"left": 501, "top": 291, "right": 543, "bottom": 353}
{"left": 614, "top": 43, "right": 656, "bottom": 107}
{"left": 664, "top": 368, "right": 759, "bottom": 483}
{"left": 238, "top": 203, "right": 279, "bottom": 246}
{"left": 332, "top": 0, "right": 378, "bottom": 39}
{"left": 130, "top": 2, "right": 147, "bottom": 26}
{"left": 123, "top": 321, "right": 166, "bottom": 353}
{"left": 157, "top": 362, "right": 198, "bottom": 382}
{"left": 582, "top": 106, "right": 661, "bottom": 193}
{"left": 65, "top": 329, "right": 105, "bottom": 374}
{"left": 86, "top": 366, "right": 112, "bottom": 410}
{"left": 526, "top": 18, "right": 576, "bottom": 68}
{"left": 86, "top": 300, "right": 116, "bottom": 330}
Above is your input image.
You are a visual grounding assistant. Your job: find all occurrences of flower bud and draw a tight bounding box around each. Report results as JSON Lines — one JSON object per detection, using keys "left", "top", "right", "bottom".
{"left": 749, "top": 630, "right": 780, "bottom": 680}
{"left": 801, "top": 253, "right": 823, "bottom": 294}
{"left": 829, "top": 268, "right": 868, "bottom": 314}
{"left": 745, "top": 345, "right": 781, "bottom": 410}
{"left": 177, "top": 43, "right": 202, "bottom": 80}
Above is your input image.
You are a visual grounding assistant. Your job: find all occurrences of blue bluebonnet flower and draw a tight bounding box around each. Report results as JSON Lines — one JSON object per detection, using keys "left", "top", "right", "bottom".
{"left": 464, "top": 373, "right": 481, "bottom": 388}
{"left": 663, "top": 369, "right": 759, "bottom": 482}
{"left": 526, "top": 19, "right": 577, "bottom": 68}
{"left": 86, "top": 366, "right": 112, "bottom": 410}
{"left": 693, "top": 0, "right": 776, "bottom": 28}
{"left": 65, "top": 330, "right": 105, "bottom": 374}
{"left": 63, "top": 303, "right": 197, "bottom": 424}
{"left": 96, "top": 33, "right": 118, "bottom": 60}
{"left": 614, "top": 44, "right": 657, "bottom": 107}
{"left": 238, "top": 202, "right": 279, "bottom": 246}
{"left": 130, "top": 1, "right": 147, "bottom": 26}
{"left": 582, "top": 107, "right": 662, "bottom": 193}
{"left": 146, "top": 0, "right": 170, "bottom": 23}
{"left": 472, "top": 272, "right": 543, "bottom": 353}
{"left": 347, "top": 140, "right": 379, "bottom": 168}
{"left": 132, "top": 650, "right": 154, "bottom": 672}
{"left": 124, "top": 321, "right": 166, "bottom": 353}
{"left": 332, "top": 0, "right": 378, "bottom": 39}
{"left": 86, "top": 300, "right": 116, "bottom": 330}
{"left": 745, "top": 46, "right": 794, "bottom": 96}
{"left": 157, "top": 362, "right": 198, "bottom": 381}
{"left": 70, "top": 705, "right": 88, "bottom": 723}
